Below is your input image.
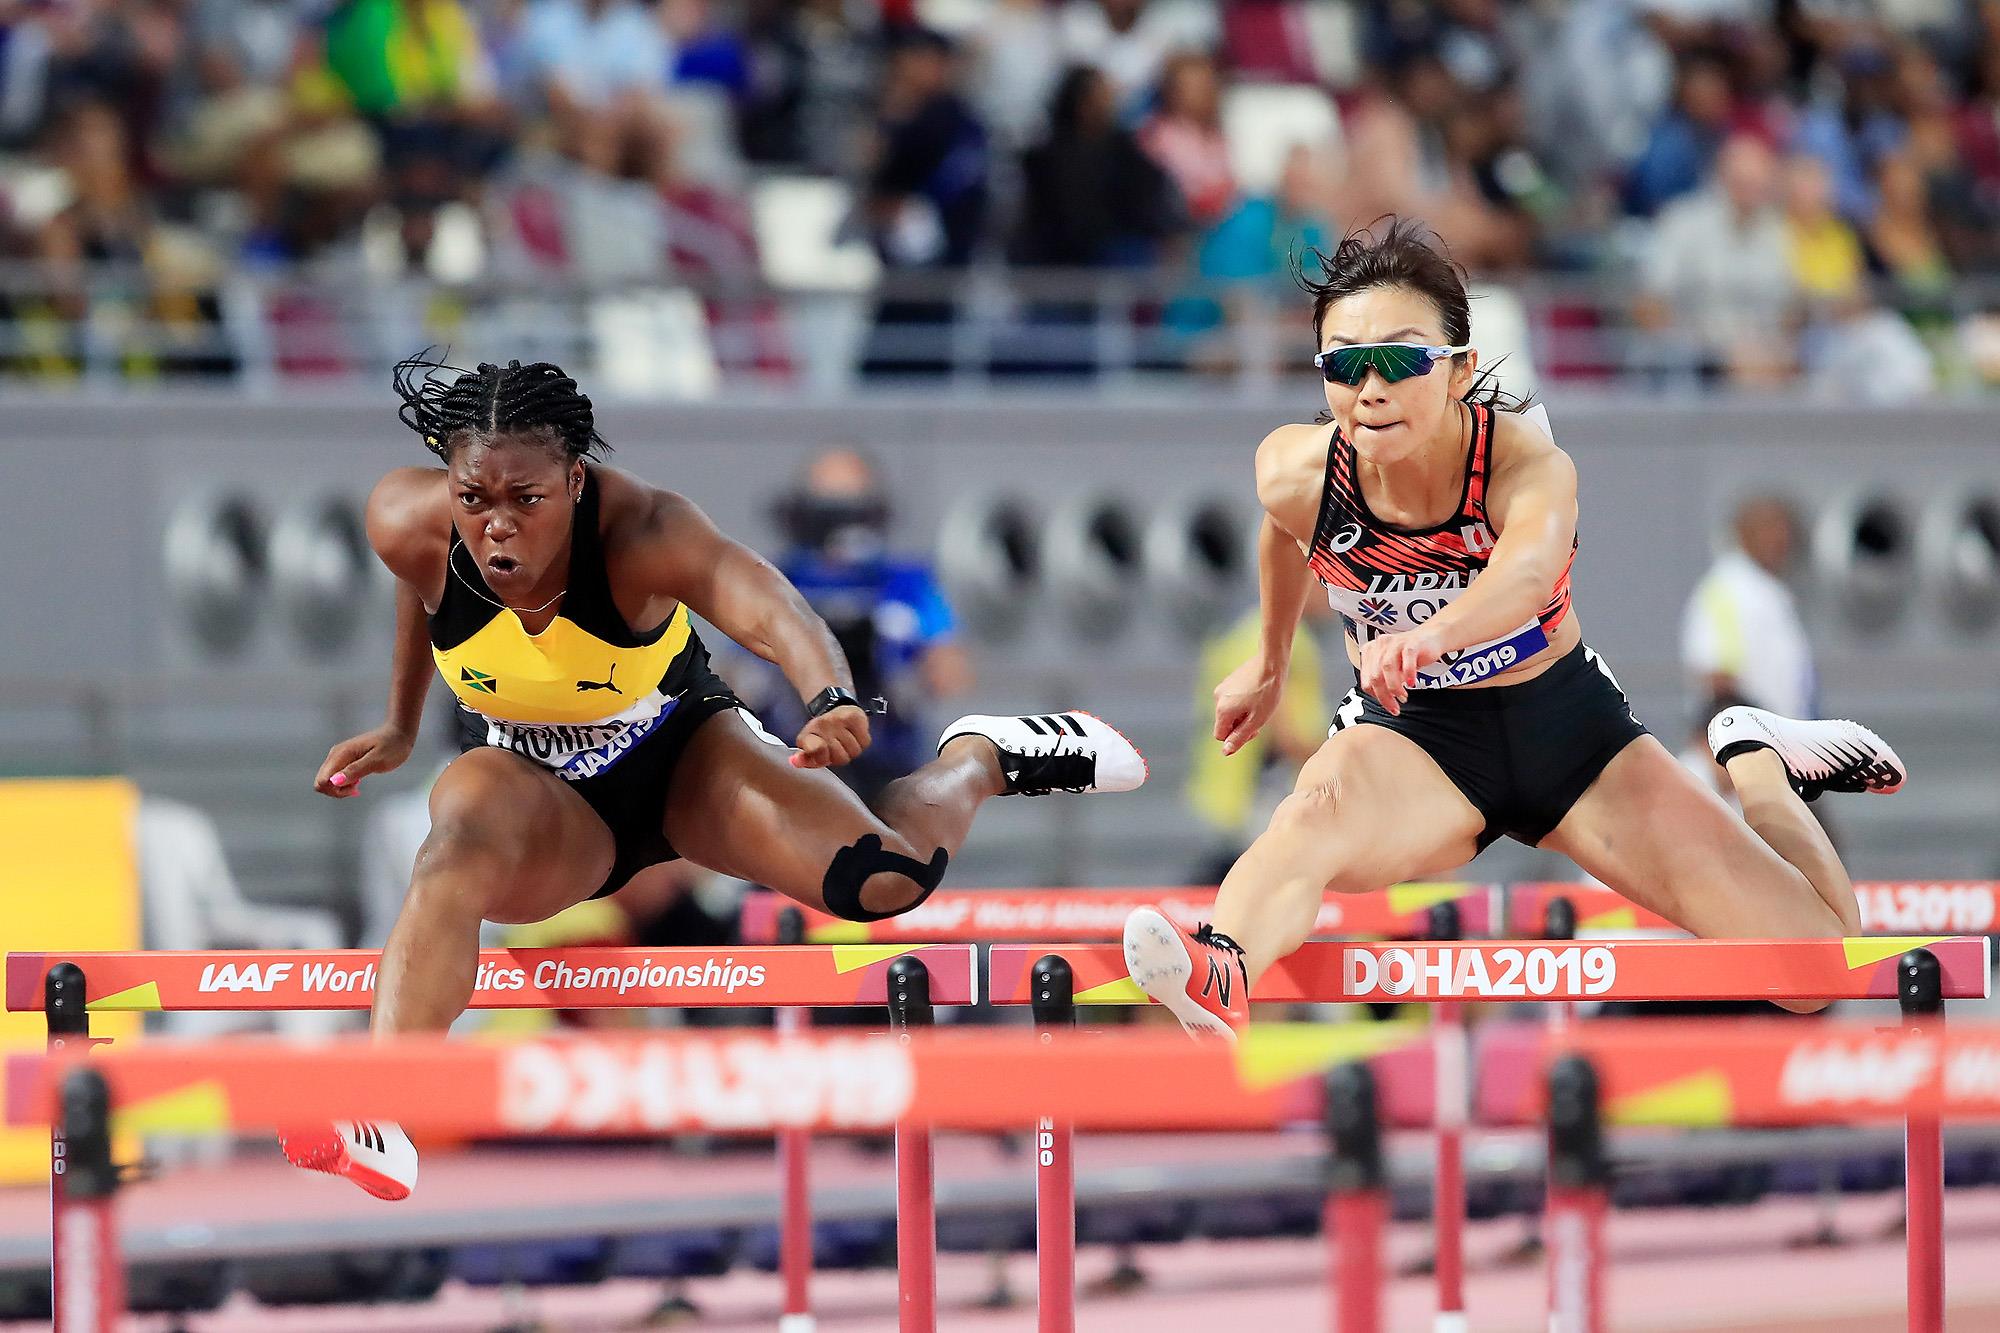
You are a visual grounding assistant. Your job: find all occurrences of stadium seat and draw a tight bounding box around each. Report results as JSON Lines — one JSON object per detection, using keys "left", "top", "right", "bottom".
{"left": 127, "top": 1259, "right": 232, "bottom": 1315}
{"left": 138, "top": 796, "right": 346, "bottom": 1041}
{"left": 1466, "top": 282, "right": 1542, "bottom": 397}
{"left": 239, "top": 1249, "right": 447, "bottom": 1306}
{"left": 452, "top": 1236, "right": 615, "bottom": 1287}
{"left": 589, "top": 289, "right": 721, "bottom": 401}
{"left": 1220, "top": 83, "right": 1342, "bottom": 197}
{"left": 916, "top": 0, "right": 987, "bottom": 37}
{"left": 750, "top": 177, "right": 881, "bottom": 295}
{"left": 608, "top": 1230, "right": 739, "bottom": 1279}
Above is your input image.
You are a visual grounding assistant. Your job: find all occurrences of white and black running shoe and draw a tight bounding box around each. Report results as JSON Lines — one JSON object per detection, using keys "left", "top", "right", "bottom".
{"left": 1708, "top": 706, "right": 1906, "bottom": 801}
{"left": 937, "top": 711, "right": 1147, "bottom": 796}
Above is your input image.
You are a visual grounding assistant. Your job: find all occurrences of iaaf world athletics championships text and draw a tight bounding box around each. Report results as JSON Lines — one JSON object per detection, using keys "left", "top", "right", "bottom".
{"left": 196, "top": 957, "right": 773, "bottom": 997}
{"left": 485, "top": 957, "right": 771, "bottom": 996}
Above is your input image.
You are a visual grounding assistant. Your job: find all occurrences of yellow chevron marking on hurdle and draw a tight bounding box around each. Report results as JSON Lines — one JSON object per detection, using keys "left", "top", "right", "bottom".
{"left": 1843, "top": 936, "right": 1948, "bottom": 970}
{"left": 829, "top": 944, "right": 919, "bottom": 973}
{"left": 85, "top": 982, "right": 161, "bottom": 1011}
{"left": 806, "top": 921, "right": 870, "bottom": 944}
{"left": 1075, "top": 976, "right": 1149, "bottom": 1004}
{"left": 1607, "top": 1070, "right": 1735, "bottom": 1127}
{"left": 1581, "top": 908, "right": 1638, "bottom": 931}
{"left": 1236, "top": 1022, "right": 1428, "bottom": 1091}
{"left": 112, "top": 1081, "right": 230, "bottom": 1135}
{"left": 1386, "top": 883, "right": 1471, "bottom": 915}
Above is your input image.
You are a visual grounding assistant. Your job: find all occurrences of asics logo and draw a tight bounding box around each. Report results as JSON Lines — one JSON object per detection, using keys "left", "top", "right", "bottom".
{"left": 1326, "top": 524, "right": 1364, "bottom": 554}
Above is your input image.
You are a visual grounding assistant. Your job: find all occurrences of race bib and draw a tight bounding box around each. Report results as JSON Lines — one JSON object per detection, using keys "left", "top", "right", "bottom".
{"left": 1408, "top": 620, "right": 1548, "bottom": 689}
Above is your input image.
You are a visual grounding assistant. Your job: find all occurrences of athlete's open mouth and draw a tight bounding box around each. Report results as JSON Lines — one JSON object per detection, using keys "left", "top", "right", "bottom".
{"left": 486, "top": 554, "right": 522, "bottom": 577}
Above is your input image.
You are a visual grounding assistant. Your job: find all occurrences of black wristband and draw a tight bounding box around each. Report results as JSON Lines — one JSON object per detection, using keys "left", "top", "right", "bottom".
{"left": 807, "top": 687, "right": 886, "bottom": 719}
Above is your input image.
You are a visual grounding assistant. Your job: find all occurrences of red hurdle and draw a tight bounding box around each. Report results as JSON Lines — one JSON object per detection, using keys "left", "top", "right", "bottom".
{"left": 991, "top": 936, "right": 1991, "bottom": 1333}
{"left": 745, "top": 884, "right": 1497, "bottom": 1332}
{"left": 4, "top": 944, "right": 980, "bottom": 1333}
{"left": 14, "top": 1001, "right": 2000, "bottom": 1333}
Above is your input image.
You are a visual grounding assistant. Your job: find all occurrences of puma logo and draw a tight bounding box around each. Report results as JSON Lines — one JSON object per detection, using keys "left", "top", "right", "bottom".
{"left": 575, "top": 663, "right": 622, "bottom": 694}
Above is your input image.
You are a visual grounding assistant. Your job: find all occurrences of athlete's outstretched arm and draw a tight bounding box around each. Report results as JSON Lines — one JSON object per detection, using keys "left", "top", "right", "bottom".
{"left": 1215, "top": 514, "right": 1317, "bottom": 755}
{"left": 1361, "top": 423, "right": 1577, "bottom": 712}
{"left": 1216, "top": 425, "right": 1323, "bottom": 755}
{"left": 315, "top": 469, "right": 445, "bottom": 797}
{"left": 627, "top": 489, "right": 868, "bottom": 768}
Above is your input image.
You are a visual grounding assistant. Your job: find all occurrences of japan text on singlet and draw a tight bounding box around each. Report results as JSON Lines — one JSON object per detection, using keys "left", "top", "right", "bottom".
{"left": 1305, "top": 402, "right": 1575, "bottom": 689}
{"left": 428, "top": 468, "right": 704, "bottom": 778}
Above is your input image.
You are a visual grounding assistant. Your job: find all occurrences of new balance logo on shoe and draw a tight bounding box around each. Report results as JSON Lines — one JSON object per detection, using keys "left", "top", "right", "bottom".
{"left": 1202, "top": 956, "right": 1234, "bottom": 1011}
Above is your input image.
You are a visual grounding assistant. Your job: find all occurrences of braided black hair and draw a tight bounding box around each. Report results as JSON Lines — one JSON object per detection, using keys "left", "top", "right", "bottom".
{"left": 1296, "top": 217, "right": 1531, "bottom": 414}
{"left": 392, "top": 350, "right": 611, "bottom": 461}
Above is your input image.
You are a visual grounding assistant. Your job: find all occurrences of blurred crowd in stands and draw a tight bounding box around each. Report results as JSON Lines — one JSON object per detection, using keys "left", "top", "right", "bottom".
{"left": 1, "top": 0, "right": 1999, "bottom": 390}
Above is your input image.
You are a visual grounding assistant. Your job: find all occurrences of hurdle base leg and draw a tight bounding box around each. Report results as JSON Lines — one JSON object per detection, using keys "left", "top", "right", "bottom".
{"left": 1036, "top": 1115, "right": 1076, "bottom": 1333}
{"left": 974, "top": 1247, "right": 1019, "bottom": 1309}
{"left": 1326, "top": 1188, "right": 1387, "bottom": 1333}
{"left": 1544, "top": 1186, "right": 1607, "bottom": 1333}
{"left": 1905, "top": 1111, "right": 1943, "bottom": 1333}
{"left": 895, "top": 1122, "right": 937, "bottom": 1333}
{"left": 1082, "top": 1246, "right": 1148, "bottom": 1296}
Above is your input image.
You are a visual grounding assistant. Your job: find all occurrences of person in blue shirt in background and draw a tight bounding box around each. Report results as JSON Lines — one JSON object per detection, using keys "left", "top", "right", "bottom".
{"left": 762, "top": 447, "right": 974, "bottom": 799}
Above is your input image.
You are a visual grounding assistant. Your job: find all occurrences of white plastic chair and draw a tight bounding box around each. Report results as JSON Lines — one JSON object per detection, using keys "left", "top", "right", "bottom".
{"left": 1220, "top": 82, "right": 1343, "bottom": 197}
{"left": 589, "top": 288, "right": 722, "bottom": 400}
{"left": 1466, "top": 281, "right": 1541, "bottom": 398}
{"left": 750, "top": 176, "right": 881, "bottom": 294}
{"left": 749, "top": 176, "right": 881, "bottom": 391}
{"left": 136, "top": 796, "right": 346, "bottom": 1041}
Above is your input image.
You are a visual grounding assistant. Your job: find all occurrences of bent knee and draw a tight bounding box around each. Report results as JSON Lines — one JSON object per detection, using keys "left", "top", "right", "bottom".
{"left": 1270, "top": 782, "right": 1340, "bottom": 836}
{"left": 818, "top": 828, "right": 948, "bottom": 922}
{"left": 853, "top": 869, "right": 930, "bottom": 918}
{"left": 410, "top": 812, "right": 536, "bottom": 912}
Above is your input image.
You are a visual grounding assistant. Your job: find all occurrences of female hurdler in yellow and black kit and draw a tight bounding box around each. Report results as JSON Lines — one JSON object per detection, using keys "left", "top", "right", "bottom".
{"left": 283, "top": 355, "right": 1146, "bottom": 1200}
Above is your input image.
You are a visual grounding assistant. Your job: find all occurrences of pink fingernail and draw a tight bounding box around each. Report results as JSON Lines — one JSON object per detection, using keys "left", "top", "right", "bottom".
{"left": 331, "top": 773, "right": 348, "bottom": 787}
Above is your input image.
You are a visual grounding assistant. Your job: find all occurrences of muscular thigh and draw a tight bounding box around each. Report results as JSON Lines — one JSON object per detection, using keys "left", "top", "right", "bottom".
{"left": 1243, "top": 722, "right": 1487, "bottom": 893}
{"left": 661, "top": 710, "right": 889, "bottom": 912}
{"left": 426, "top": 747, "right": 617, "bottom": 924}
{"left": 1538, "top": 735, "right": 1829, "bottom": 938}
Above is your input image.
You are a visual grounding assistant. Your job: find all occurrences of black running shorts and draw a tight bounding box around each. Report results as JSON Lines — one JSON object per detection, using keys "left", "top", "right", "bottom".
{"left": 455, "top": 666, "right": 758, "bottom": 898}
{"left": 1330, "top": 641, "right": 1649, "bottom": 851}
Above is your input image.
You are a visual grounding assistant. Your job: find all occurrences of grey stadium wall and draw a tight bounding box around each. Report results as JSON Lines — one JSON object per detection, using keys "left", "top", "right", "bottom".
{"left": 2, "top": 393, "right": 1996, "bottom": 893}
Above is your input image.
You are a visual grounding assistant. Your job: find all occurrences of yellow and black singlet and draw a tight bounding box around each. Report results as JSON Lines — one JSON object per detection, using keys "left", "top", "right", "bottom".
{"left": 429, "top": 469, "right": 705, "bottom": 781}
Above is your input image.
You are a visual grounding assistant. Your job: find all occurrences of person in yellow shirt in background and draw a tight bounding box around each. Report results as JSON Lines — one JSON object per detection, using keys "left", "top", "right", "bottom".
{"left": 1185, "top": 602, "right": 1329, "bottom": 885}
{"left": 1781, "top": 151, "right": 1940, "bottom": 399}
{"left": 1782, "top": 153, "right": 1866, "bottom": 304}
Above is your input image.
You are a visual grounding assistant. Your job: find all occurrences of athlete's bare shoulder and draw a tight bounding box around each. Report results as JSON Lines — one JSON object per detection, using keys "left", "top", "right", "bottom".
{"left": 364, "top": 466, "right": 451, "bottom": 593}
{"left": 1484, "top": 406, "right": 1577, "bottom": 527}
{"left": 1254, "top": 420, "right": 1333, "bottom": 544}
{"left": 592, "top": 463, "right": 699, "bottom": 552}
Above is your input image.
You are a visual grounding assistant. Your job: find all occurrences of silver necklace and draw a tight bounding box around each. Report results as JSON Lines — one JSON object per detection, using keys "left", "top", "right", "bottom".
{"left": 449, "top": 543, "right": 567, "bottom": 616}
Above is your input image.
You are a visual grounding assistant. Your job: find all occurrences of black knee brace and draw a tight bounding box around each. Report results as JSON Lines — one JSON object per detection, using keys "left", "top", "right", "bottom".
{"left": 820, "top": 834, "right": 949, "bottom": 922}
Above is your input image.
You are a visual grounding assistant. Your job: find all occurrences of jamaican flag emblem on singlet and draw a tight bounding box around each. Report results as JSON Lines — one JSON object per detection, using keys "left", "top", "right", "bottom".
{"left": 460, "top": 667, "right": 499, "bottom": 695}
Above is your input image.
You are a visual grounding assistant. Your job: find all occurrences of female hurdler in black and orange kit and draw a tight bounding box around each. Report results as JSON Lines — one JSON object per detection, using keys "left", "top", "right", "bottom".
{"left": 285, "top": 355, "right": 1145, "bottom": 1198}
{"left": 1124, "top": 221, "right": 1906, "bottom": 1039}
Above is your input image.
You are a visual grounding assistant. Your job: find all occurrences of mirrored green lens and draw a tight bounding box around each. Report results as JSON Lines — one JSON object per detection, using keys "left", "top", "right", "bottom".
{"left": 1321, "top": 344, "right": 1434, "bottom": 385}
